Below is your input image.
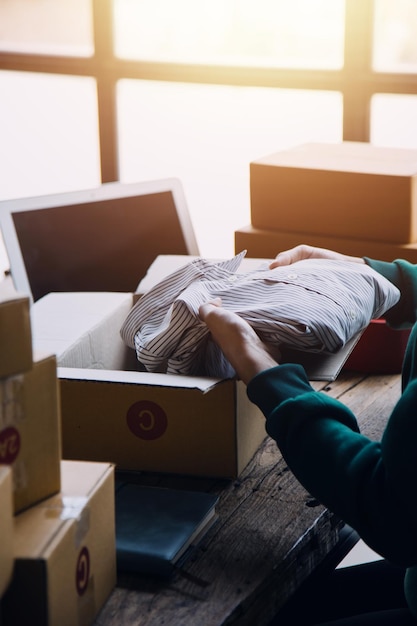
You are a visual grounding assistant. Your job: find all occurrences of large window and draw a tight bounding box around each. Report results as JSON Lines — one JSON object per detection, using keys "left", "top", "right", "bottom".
{"left": 372, "top": 0, "right": 417, "bottom": 73}
{"left": 113, "top": 0, "right": 345, "bottom": 69}
{"left": 0, "top": 0, "right": 416, "bottom": 267}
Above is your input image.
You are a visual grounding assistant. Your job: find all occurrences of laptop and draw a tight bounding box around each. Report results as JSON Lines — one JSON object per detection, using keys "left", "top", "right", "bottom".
{"left": 0, "top": 178, "right": 199, "bottom": 304}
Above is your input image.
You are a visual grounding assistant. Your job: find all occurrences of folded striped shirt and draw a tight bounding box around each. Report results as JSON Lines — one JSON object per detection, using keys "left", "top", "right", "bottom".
{"left": 120, "top": 252, "right": 400, "bottom": 378}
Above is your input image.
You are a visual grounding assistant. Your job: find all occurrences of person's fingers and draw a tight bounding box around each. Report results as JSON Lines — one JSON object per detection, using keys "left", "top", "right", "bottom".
{"left": 199, "top": 301, "right": 279, "bottom": 383}
{"left": 270, "top": 244, "right": 313, "bottom": 268}
{"left": 269, "top": 244, "right": 365, "bottom": 269}
{"left": 199, "top": 298, "right": 222, "bottom": 322}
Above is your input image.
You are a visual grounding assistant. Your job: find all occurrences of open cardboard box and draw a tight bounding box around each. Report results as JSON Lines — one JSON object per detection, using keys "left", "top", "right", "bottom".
{"left": 1, "top": 460, "right": 116, "bottom": 626}
{"left": 31, "top": 289, "right": 266, "bottom": 479}
{"left": 30, "top": 256, "right": 361, "bottom": 479}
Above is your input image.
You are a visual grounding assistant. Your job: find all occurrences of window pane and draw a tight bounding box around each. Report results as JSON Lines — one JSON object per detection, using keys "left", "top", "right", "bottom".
{"left": 373, "top": 0, "right": 417, "bottom": 73}
{"left": 117, "top": 80, "right": 342, "bottom": 257}
{"left": 0, "top": 0, "right": 93, "bottom": 56}
{"left": 371, "top": 94, "right": 417, "bottom": 149}
{"left": 0, "top": 71, "right": 101, "bottom": 201}
{"left": 114, "top": 0, "right": 345, "bottom": 70}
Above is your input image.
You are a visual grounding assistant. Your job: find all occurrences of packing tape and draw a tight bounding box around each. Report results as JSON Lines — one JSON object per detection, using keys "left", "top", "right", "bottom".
{"left": 44, "top": 496, "right": 91, "bottom": 547}
{"left": 0, "top": 375, "right": 24, "bottom": 427}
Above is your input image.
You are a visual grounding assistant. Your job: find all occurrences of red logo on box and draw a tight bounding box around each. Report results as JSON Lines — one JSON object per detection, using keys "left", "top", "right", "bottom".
{"left": 0, "top": 426, "right": 21, "bottom": 464}
{"left": 126, "top": 400, "right": 168, "bottom": 440}
{"left": 75, "top": 546, "right": 90, "bottom": 596}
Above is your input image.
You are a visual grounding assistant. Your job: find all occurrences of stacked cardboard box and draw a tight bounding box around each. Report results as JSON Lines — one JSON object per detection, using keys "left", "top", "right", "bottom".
{"left": 234, "top": 142, "right": 417, "bottom": 373}
{"left": 0, "top": 289, "right": 116, "bottom": 626}
{"left": 2, "top": 460, "right": 116, "bottom": 626}
{"left": 0, "top": 291, "right": 60, "bottom": 514}
{"left": 235, "top": 141, "right": 417, "bottom": 261}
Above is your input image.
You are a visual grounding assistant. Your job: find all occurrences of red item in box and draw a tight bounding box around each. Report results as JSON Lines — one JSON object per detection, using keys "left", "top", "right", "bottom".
{"left": 344, "top": 319, "right": 411, "bottom": 375}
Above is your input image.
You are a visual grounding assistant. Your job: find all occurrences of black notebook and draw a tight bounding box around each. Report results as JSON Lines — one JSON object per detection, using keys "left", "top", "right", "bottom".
{"left": 115, "top": 482, "right": 218, "bottom": 577}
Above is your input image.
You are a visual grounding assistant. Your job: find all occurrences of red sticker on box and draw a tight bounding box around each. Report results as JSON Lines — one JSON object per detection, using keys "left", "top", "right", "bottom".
{"left": 75, "top": 546, "right": 90, "bottom": 596}
{"left": 126, "top": 400, "right": 168, "bottom": 440}
{"left": 0, "top": 426, "right": 21, "bottom": 464}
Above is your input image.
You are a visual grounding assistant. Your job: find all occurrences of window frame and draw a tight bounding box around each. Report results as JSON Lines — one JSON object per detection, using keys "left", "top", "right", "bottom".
{"left": 0, "top": 0, "right": 416, "bottom": 183}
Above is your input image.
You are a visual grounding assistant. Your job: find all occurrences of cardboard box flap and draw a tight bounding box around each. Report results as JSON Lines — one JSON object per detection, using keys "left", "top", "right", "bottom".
{"left": 31, "top": 292, "right": 133, "bottom": 341}
{"left": 282, "top": 332, "right": 363, "bottom": 382}
{"left": 58, "top": 366, "right": 222, "bottom": 392}
{"left": 59, "top": 460, "right": 114, "bottom": 495}
{"left": 31, "top": 291, "right": 134, "bottom": 370}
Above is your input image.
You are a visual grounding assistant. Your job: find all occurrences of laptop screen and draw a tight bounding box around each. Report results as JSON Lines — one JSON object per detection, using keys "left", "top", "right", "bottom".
{"left": 0, "top": 179, "right": 199, "bottom": 303}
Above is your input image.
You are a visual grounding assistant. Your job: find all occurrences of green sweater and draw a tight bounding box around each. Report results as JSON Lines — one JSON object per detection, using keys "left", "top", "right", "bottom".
{"left": 246, "top": 257, "right": 417, "bottom": 617}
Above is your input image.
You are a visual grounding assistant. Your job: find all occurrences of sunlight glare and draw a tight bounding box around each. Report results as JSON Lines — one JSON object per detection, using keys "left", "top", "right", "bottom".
{"left": 114, "top": 0, "right": 345, "bottom": 69}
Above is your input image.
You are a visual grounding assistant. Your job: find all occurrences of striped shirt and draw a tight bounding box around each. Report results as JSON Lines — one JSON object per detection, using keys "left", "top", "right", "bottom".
{"left": 120, "top": 252, "right": 400, "bottom": 377}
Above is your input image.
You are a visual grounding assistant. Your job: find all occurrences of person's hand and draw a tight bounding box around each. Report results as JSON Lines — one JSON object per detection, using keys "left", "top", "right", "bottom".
{"left": 199, "top": 298, "right": 279, "bottom": 385}
{"left": 270, "top": 244, "right": 365, "bottom": 269}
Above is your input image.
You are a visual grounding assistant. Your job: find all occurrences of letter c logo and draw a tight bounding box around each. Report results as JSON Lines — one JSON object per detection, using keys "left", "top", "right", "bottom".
{"left": 0, "top": 426, "right": 21, "bottom": 464}
{"left": 75, "top": 546, "right": 90, "bottom": 596}
{"left": 126, "top": 400, "right": 168, "bottom": 440}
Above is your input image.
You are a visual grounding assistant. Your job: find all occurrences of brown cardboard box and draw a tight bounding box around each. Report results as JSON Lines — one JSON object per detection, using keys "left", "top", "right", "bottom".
{"left": 0, "top": 466, "right": 13, "bottom": 598}
{"left": 250, "top": 142, "right": 417, "bottom": 243}
{"left": 0, "top": 293, "right": 32, "bottom": 379}
{"left": 234, "top": 224, "right": 417, "bottom": 264}
{"left": 1, "top": 460, "right": 116, "bottom": 626}
{"left": 58, "top": 367, "right": 264, "bottom": 478}
{"left": 0, "top": 352, "right": 61, "bottom": 513}
{"left": 31, "top": 290, "right": 266, "bottom": 479}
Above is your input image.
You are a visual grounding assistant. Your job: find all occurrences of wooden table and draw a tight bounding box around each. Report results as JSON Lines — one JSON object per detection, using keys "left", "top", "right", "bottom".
{"left": 95, "top": 370, "right": 401, "bottom": 626}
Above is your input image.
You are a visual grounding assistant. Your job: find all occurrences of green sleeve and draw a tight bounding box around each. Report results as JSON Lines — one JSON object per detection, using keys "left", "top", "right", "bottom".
{"left": 247, "top": 363, "right": 417, "bottom": 566}
{"left": 365, "top": 257, "right": 417, "bottom": 328}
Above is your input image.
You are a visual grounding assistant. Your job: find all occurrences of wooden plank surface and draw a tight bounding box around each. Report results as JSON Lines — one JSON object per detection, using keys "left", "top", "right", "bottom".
{"left": 95, "top": 371, "right": 401, "bottom": 626}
